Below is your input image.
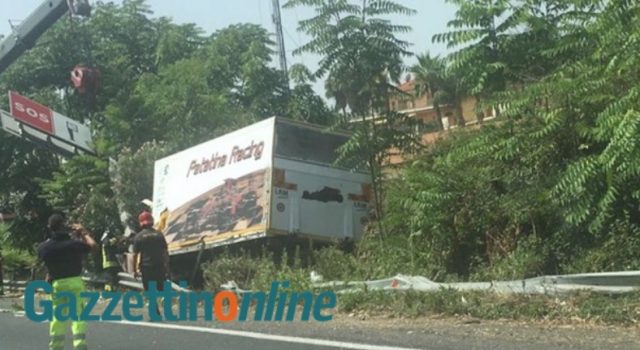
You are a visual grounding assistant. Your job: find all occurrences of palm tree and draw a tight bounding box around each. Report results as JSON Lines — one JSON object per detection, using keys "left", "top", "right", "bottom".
{"left": 411, "top": 53, "right": 467, "bottom": 130}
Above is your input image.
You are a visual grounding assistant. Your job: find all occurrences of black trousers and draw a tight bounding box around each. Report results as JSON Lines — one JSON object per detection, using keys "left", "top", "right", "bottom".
{"left": 141, "top": 268, "right": 167, "bottom": 291}
{"left": 104, "top": 266, "right": 120, "bottom": 288}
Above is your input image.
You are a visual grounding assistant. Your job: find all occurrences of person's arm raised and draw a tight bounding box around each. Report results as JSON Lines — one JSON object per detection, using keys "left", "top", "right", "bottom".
{"left": 71, "top": 224, "right": 98, "bottom": 252}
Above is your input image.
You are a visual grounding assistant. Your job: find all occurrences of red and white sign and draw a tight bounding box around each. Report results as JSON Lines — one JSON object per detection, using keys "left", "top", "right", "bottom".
{"left": 8, "top": 91, "right": 54, "bottom": 134}
{"left": 6, "top": 91, "right": 94, "bottom": 153}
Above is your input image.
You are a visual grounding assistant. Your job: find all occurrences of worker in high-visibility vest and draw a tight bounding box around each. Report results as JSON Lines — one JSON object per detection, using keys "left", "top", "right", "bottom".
{"left": 37, "top": 214, "right": 97, "bottom": 350}
{"left": 101, "top": 230, "right": 121, "bottom": 291}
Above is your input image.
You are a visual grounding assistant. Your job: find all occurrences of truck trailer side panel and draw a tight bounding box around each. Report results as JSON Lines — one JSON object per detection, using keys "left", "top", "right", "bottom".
{"left": 152, "top": 117, "right": 371, "bottom": 256}
{"left": 152, "top": 118, "right": 275, "bottom": 255}
{"left": 270, "top": 158, "right": 370, "bottom": 241}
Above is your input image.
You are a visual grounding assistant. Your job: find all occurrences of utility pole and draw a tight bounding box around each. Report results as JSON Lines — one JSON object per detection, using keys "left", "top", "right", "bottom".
{"left": 271, "top": 0, "right": 288, "bottom": 87}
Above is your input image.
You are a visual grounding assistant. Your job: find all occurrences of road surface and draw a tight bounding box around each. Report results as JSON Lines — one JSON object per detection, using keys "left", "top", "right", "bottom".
{"left": 1, "top": 301, "right": 640, "bottom": 349}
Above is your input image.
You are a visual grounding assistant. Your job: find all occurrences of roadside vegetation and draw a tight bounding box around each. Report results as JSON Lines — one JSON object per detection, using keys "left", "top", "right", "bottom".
{"left": 0, "top": 224, "right": 36, "bottom": 280}
{"left": 339, "top": 289, "right": 640, "bottom": 325}
{"left": 200, "top": 245, "right": 640, "bottom": 325}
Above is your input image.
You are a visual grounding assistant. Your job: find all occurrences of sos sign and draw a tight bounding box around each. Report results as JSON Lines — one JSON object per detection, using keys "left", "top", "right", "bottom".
{"left": 8, "top": 91, "right": 54, "bottom": 134}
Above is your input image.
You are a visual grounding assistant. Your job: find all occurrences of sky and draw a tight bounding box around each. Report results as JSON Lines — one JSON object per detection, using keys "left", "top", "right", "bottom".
{"left": 0, "top": 0, "right": 457, "bottom": 97}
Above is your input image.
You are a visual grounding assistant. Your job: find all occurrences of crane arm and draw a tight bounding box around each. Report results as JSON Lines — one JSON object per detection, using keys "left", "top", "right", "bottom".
{"left": 0, "top": 0, "right": 90, "bottom": 75}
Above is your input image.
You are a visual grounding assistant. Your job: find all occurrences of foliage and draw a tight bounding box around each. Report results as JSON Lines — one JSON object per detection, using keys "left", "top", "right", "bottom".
{"left": 1, "top": 247, "right": 37, "bottom": 273}
{"left": 411, "top": 53, "right": 469, "bottom": 127}
{"left": 286, "top": 65, "right": 337, "bottom": 125}
{"left": 376, "top": 0, "right": 640, "bottom": 279}
{"left": 563, "top": 216, "right": 640, "bottom": 273}
{"left": 38, "top": 155, "right": 120, "bottom": 237}
{"left": 311, "top": 246, "right": 364, "bottom": 281}
{"left": 0, "top": 140, "right": 57, "bottom": 248}
{"left": 109, "top": 141, "right": 171, "bottom": 218}
{"left": 0, "top": 224, "right": 37, "bottom": 272}
{"left": 202, "top": 252, "right": 273, "bottom": 291}
{"left": 470, "top": 235, "right": 547, "bottom": 281}
{"left": 2, "top": 0, "right": 640, "bottom": 289}
{"left": 285, "top": 0, "right": 422, "bottom": 233}
{"left": 284, "top": 0, "right": 415, "bottom": 115}
{"left": 0, "top": 1, "right": 331, "bottom": 250}
{"left": 383, "top": 119, "right": 565, "bottom": 277}
{"left": 433, "top": 0, "right": 600, "bottom": 98}
{"left": 433, "top": 0, "right": 513, "bottom": 97}
{"left": 202, "top": 248, "right": 310, "bottom": 292}
{"left": 539, "top": 1, "right": 640, "bottom": 234}
{"left": 0, "top": 0, "right": 181, "bottom": 247}
{"left": 104, "top": 23, "right": 285, "bottom": 151}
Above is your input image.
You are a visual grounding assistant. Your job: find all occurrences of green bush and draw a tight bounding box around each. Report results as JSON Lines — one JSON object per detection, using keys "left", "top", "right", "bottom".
{"left": 563, "top": 217, "right": 640, "bottom": 273}
{"left": 470, "top": 235, "right": 547, "bottom": 281}
{"left": 356, "top": 233, "right": 451, "bottom": 281}
{"left": 201, "top": 251, "right": 272, "bottom": 291}
{"left": 2, "top": 247, "right": 37, "bottom": 272}
{"left": 312, "top": 246, "right": 364, "bottom": 281}
{"left": 201, "top": 248, "right": 310, "bottom": 292}
{"left": 380, "top": 122, "right": 566, "bottom": 280}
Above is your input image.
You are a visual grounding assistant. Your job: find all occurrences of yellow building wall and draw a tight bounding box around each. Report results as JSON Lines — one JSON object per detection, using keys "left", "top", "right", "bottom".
{"left": 461, "top": 96, "right": 477, "bottom": 123}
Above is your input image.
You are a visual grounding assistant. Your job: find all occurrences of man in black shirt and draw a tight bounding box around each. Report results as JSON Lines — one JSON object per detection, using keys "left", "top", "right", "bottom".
{"left": 37, "top": 214, "right": 97, "bottom": 350}
{"left": 133, "top": 211, "right": 170, "bottom": 291}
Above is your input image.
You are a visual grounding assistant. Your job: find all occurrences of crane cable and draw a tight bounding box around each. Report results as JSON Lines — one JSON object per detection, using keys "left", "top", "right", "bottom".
{"left": 67, "top": 7, "right": 97, "bottom": 115}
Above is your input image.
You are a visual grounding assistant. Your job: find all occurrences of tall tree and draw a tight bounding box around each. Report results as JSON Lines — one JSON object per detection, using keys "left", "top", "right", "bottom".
{"left": 0, "top": 1, "right": 209, "bottom": 248}
{"left": 411, "top": 53, "right": 469, "bottom": 129}
{"left": 287, "top": 63, "right": 336, "bottom": 125}
{"left": 285, "top": 0, "right": 420, "bottom": 235}
{"left": 434, "top": 0, "right": 601, "bottom": 112}
{"left": 201, "top": 24, "right": 289, "bottom": 119}
{"left": 285, "top": 0, "right": 414, "bottom": 116}
{"left": 433, "top": 0, "right": 512, "bottom": 102}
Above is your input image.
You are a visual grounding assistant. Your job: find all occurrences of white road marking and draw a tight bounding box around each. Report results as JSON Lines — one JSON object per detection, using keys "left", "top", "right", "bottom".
{"left": 109, "top": 320, "right": 424, "bottom": 350}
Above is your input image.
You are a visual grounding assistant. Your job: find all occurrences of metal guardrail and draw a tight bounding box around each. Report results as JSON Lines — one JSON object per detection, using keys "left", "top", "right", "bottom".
{"left": 1, "top": 279, "right": 27, "bottom": 293}
{"left": 309, "top": 271, "right": 640, "bottom": 295}
{"left": 1, "top": 272, "right": 190, "bottom": 295}
{"left": 6, "top": 270, "right": 640, "bottom": 296}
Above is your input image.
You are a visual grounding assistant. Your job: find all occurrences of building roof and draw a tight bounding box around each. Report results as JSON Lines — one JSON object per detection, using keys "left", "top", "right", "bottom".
{"left": 396, "top": 79, "right": 415, "bottom": 93}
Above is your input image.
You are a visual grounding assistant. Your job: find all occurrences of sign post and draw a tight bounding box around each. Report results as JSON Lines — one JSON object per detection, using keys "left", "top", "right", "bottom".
{"left": 4, "top": 91, "right": 95, "bottom": 155}
{"left": 8, "top": 91, "right": 54, "bottom": 133}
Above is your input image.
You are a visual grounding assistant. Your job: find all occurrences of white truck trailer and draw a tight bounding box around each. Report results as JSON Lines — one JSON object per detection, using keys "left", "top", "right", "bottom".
{"left": 152, "top": 117, "right": 372, "bottom": 256}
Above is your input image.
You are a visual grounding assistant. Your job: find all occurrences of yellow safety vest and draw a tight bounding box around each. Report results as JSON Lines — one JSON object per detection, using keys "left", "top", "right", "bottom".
{"left": 102, "top": 238, "right": 119, "bottom": 269}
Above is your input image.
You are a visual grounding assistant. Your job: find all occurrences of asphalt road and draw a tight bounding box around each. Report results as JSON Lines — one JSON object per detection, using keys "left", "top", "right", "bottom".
{"left": 2, "top": 306, "right": 640, "bottom": 350}
{"left": 0, "top": 311, "right": 423, "bottom": 350}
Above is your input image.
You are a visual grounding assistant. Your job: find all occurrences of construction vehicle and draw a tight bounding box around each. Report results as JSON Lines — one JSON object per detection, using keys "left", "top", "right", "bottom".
{"left": 0, "top": 0, "right": 97, "bottom": 82}
{"left": 0, "top": 0, "right": 99, "bottom": 157}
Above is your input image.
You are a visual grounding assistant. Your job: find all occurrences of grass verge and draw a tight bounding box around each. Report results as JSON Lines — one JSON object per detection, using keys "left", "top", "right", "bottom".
{"left": 337, "top": 289, "right": 640, "bottom": 325}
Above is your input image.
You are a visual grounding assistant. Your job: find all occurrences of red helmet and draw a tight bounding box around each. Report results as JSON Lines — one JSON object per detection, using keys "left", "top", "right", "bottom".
{"left": 138, "top": 211, "right": 153, "bottom": 227}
